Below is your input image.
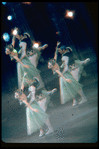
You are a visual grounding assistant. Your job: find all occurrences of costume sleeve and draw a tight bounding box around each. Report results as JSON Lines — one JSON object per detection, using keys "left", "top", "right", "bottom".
{"left": 60, "top": 63, "right": 64, "bottom": 68}
{"left": 46, "top": 91, "right": 52, "bottom": 96}
{"left": 29, "top": 94, "right": 35, "bottom": 105}
{"left": 27, "top": 93, "right": 31, "bottom": 99}
{"left": 19, "top": 42, "right": 27, "bottom": 59}
{"left": 79, "top": 60, "right": 86, "bottom": 65}
{"left": 54, "top": 47, "right": 58, "bottom": 62}
{"left": 62, "top": 56, "right": 69, "bottom": 74}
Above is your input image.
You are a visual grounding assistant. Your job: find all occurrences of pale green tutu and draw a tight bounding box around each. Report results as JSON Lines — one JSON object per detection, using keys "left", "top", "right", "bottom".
{"left": 26, "top": 100, "right": 48, "bottom": 135}
{"left": 59, "top": 70, "right": 83, "bottom": 104}
{"left": 17, "top": 56, "right": 40, "bottom": 88}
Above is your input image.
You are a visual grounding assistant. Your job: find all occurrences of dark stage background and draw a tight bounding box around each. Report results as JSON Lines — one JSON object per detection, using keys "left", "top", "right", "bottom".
{"left": 1, "top": 2, "right": 98, "bottom": 92}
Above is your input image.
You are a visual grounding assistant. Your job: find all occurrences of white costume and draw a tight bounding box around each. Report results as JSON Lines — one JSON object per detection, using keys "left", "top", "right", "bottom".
{"left": 69, "top": 58, "right": 90, "bottom": 81}
{"left": 61, "top": 56, "right": 90, "bottom": 106}
{"left": 36, "top": 88, "right": 56, "bottom": 112}
{"left": 27, "top": 44, "right": 48, "bottom": 89}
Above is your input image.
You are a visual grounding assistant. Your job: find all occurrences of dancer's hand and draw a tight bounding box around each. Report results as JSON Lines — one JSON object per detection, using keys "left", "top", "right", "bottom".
{"left": 33, "top": 109, "right": 39, "bottom": 113}
{"left": 23, "top": 64, "right": 30, "bottom": 68}
{"left": 85, "top": 58, "right": 90, "bottom": 63}
{"left": 57, "top": 41, "right": 61, "bottom": 46}
{"left": 66, "top": 79, "right": 72, "bottom": 83}
{"left": 44, "top": 44, "right": 48, "bottom": 49}
{"left": 52, "top": 88, "right": 57, "bottom": 93}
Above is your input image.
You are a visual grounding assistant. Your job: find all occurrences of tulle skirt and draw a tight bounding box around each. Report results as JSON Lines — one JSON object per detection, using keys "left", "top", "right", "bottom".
{"left": 28, "top": 54, "right": 45, "bottom": 89}
{"left": 17, "top": 56, "right": 40, "bottom": 88}
{"left": 26, "top": 100, "right": 48, "bottom": 135}
{"left": 59, "top": 71, "right": 83, "bottom": 104}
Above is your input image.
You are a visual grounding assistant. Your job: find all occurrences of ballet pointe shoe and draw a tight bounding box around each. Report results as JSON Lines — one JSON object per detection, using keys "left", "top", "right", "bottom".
{"left": 79, "top": 98, "right": 87, "bottom": 105}
{"left": 78, "top": 89, "right": 87, "bottom": 105}
{"left": 39, "top": 129, "right": 44, "bottom": 137}
{"left": 45, "top": 126, "right": 54, "bottom": 135}
{"left": 72, "top": 99, "right": 77, "bottom": 106}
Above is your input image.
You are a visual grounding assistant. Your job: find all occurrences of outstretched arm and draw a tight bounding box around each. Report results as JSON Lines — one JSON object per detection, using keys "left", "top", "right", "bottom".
{"left": 22, "top": 99, "right": 38, "bottom": 112}
{"left": 13, "top": 55, "right": 29, "bottom": 68}
{"left": 79, "top": 58, "right": 90, "bottom": 65}
{"left": 50, "top": 62, "right": 71, "bottom": 83}
{"left": 19, "top": 42, "right": 27, "bottom": 61}
{"left": 12, "top": 35, "right": 16, "bottom": 47}
{"left": 46, "top": 88, "right": 57, "bottom": 96}
{"left": 84, "top": 58, "right": 90, "bottom": 64}
{"left": 55, "top": 69, "right": 72, "bottom": 83}
{"left": 54, "top": 48, "right": 58, "bottom": 62}
{"left": 38, "top": 44, "right": 48, "bottom": 51}
{"left": 54, "top": 41, "right": 61, "bottom": 62}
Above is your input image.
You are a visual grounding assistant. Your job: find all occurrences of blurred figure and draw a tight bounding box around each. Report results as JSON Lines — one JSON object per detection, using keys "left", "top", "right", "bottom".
{"left": 60, "top": 56, "right": 87, "bottom": 106}
{"left": 55, "top": 41, "right": 90, "bottom": 105}
{"left": 14, "top": 87, "right": 39, "bottom": 136}
{"left": 36, "top": 88, "right": 57, "bottom": 112}
{"left": 54, "top": 41, "right": 90, "bottom": 82}
{"left": 27, "top": 42, "right": 48, "bottom": 68}
{"left": 26, "top": 78, "right": 54, "bottom": 137}
{"left": 12, "top": 29, "right": 47, "bottom": 90}
{"left": 5, "top": 44, "right": 40, "bottom": 91}
{"left": 48, "top": 58, "right": 86, "bottom": 105}
{"left": 69, "top": 58, "right": 90, "bottom": 82}
{"left": 27, "top": 42, "right": 48, "bottom": 89}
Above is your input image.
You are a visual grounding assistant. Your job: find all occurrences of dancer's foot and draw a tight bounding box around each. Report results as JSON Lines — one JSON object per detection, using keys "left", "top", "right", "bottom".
{"left": 39, "top": 129, "right": 44, "bottom": 137}
{"left": 72, "top": 99, "right": 77, "bottom": 106}
{"left": 45, "top": 127, "right": 54, "bottom": 135}
{"left": 79, "top": 98, "right": 87, "bottom": 105}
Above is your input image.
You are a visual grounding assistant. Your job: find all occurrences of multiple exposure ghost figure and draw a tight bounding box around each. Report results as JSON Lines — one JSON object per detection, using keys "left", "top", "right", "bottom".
{"left": 15, "top": 78, "right": 54, "bottom": 137}
{"left": 36, "top": 88, "right": 57, "bottom": 112}
{"left": 26, "top": 42, "right": 48, "bottom": 89}
{"left": 5, "top": 43, "right": 40, "bottom": 91}
{"left": 5, "top": 28, "right": 91, "bottom": 137}
{"left": 53, "top": 41, "right": 90, "bottom": 106}
{"left": 11, "top": 30, "right": 47, "bottom": 90}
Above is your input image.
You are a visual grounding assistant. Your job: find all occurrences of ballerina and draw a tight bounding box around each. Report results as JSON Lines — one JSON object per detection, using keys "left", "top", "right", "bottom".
{"left": 14, "top": 78, "right": 54, "bottom": 137}
{"left": 54, "top": 41, "right": 89, "bottom": 106}
{"left": 27, "top": 43, "right": 48, "bottom": 90}
{"left": 12, "top": 29, "right": 48, "bottom": 89}
{"left": 26, "top": 78, "right": 54, "bottom": 137}
{"left": 5, "top": 43, "right": 40, "bottom": 91}
{"left": 60, "top": 56, "right": 87, "bottom": 106}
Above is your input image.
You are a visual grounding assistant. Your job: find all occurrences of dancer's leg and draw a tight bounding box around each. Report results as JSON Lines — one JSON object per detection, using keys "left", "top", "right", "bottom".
{"left": 72, "top": 99, "right": 77, "bottom": 106}
{"left": 78, "top": 88, "right": 87, "bottom": 104}
{"left": 45, "top": 118, "right": 53, "bottom": 135}
{"left": 39, "top": 128, "right": 44, "bottom": 137}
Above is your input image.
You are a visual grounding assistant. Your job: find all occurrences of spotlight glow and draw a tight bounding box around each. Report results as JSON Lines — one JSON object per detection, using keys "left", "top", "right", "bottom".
{"left": 22, "top": 2, "right": 31, "bottom": 5}
{"left": 33, "top": 43, "right": 39, "bottom": 48}
{"left": 68, "top": 12, "right": 73, "bottom": 17}
{"left": 3, "top": 33, "right": 10, "bottom": 42}
{"left": 7, "top": 15, "right": 12, "bottom": 20}
{"left": 65, "top": 10, "right": 75, "bottom": 19}
{"left": 2, "top": 2, "right": 7, "bottom": 5}
{"left": 12, "top": 29, "right": 18, "bottom": 35}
